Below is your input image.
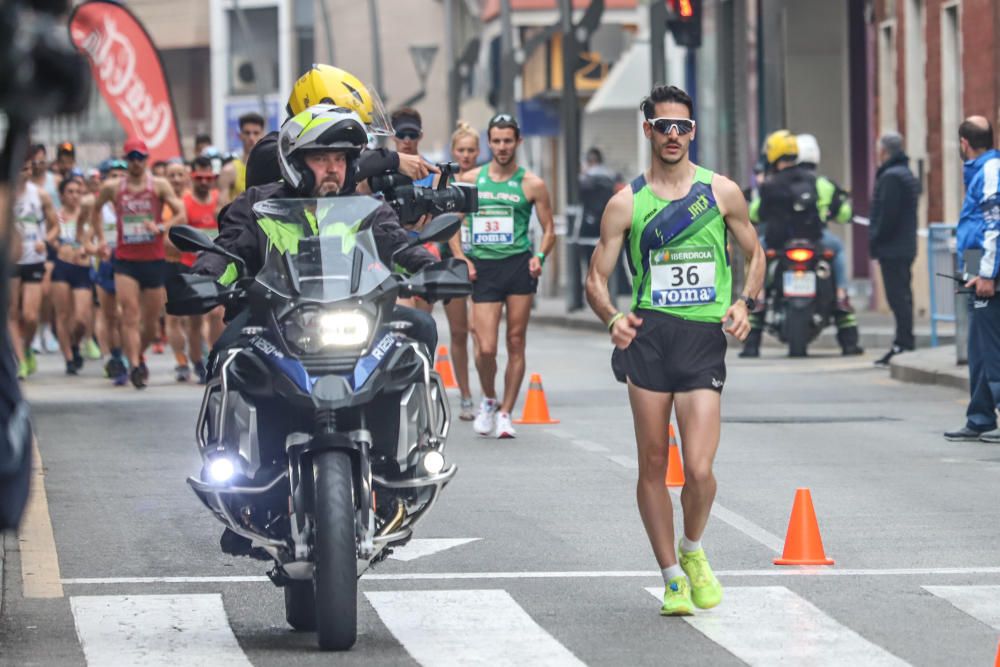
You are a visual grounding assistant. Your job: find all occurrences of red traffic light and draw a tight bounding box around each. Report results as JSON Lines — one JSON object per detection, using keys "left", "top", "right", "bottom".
{"left": 668, "top": 0, "right": 695, "bottom": 19}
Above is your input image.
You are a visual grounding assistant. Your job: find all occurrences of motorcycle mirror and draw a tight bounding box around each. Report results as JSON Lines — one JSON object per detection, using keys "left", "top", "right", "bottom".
{"left": 169, "top": 225, "right": 216, "bottom": 253}
{"left": 168, "top": 225, "right": 248, "bottom": 275}
{"left": 416, "top": 213, "right": 462, "bottom": 245}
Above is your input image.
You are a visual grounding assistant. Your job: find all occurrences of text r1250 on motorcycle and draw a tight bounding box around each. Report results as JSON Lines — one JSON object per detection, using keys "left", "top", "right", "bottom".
{"left": 168, "top": 197, "right": 470, "bottom": 651}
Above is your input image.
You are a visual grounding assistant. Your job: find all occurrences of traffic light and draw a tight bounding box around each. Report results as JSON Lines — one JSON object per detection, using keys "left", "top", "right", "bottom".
{"left": 666, "top": 0, "right": 702, "bottom": 49}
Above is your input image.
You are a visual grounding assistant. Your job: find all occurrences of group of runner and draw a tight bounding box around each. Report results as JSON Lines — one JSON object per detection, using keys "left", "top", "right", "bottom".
{"left": 8, "top": 126, "right": 250, "bottom": 387}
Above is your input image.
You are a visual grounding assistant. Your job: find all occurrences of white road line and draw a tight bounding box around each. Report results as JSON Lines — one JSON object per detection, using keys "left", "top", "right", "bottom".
{"left": 570, "top": 439, "right": 609, "bottom": 452}
{"left": 551, "top": 424, "right": 786, "bottom": 554}
{"left": 388, "top": 538, "right": 481, "bottom": 562}
{"left": 668, "top": 488, "right": 786, "bottom": 553}
{"left": 366, "top": 589, "right": 585, "bottom": 666}
{"left": 644, "top": 586, "right": 910, "bottom": 666}
{"left": 923, "top": 585, "right": 1000, "bottom": 630}
{"left": 70, "top": 594, "right": 252, "bottom": 666}
{"left": 60, "top": 566, "right": 1000, "bottom": 585}
{"left": 18, "top": 441, "right": 63, "bottom": 598}
{"left": 606, "top": 454, "right": 637, "bottom": 469}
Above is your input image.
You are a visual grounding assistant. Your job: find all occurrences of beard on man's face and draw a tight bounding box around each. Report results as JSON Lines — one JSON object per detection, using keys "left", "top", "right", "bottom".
{"left": 316, "top": 178, "right": 342, "bottom": 196}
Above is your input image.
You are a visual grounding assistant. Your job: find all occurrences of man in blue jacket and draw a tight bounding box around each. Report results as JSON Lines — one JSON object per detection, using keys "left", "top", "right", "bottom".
{"left": 945, "top": 116, "right": 1000, "bottom": 443}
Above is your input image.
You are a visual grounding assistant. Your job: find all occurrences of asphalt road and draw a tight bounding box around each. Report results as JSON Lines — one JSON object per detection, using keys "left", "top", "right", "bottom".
{"left": 2, "top": 321, "right": 1000, "bottom": 666}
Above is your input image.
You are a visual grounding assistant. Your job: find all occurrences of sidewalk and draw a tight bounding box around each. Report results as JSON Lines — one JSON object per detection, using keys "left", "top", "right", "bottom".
{"left": 889, "top": 345, "right": 968, "bottom": 392}
{"left": 532, "top": 296, "right": 956, "bottom": 350}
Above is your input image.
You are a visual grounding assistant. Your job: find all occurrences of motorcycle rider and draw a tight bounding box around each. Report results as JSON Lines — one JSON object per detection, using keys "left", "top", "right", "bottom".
{"left": 795, "top": 134, "right": 854, "bottom": 305}
{"left": 193, "top": 104, "right": 440, "bottom": 355}
{"left": 741, "top": 130, "right": 862, "bottom": 357}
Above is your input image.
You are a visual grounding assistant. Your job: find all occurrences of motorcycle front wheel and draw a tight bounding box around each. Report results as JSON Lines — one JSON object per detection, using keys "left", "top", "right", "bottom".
{"left": 312, "top": 450, "right": 358, "bottom": 650}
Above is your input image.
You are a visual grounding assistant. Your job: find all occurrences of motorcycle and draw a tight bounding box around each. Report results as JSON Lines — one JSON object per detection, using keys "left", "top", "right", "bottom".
{"left": 167, "top": 196, "right": 471, "bottom": 651}
{"left": 764, "top": 238, "right": 837, "bottom": 357}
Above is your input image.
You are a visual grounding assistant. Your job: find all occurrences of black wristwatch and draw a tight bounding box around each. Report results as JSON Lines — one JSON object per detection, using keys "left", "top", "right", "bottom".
{"left": 739, "top": 295, "right": 756, "bottom": 310}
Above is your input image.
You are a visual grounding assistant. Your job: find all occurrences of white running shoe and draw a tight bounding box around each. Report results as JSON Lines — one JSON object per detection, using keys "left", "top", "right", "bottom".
{"left": 473, "top": 398, "right": 498, "bottom": 435}
{"left": 494, "top": 411, "right": 516, "bottom": 439}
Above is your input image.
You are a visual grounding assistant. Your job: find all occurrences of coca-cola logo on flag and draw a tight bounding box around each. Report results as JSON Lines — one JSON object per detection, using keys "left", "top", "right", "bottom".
{"left": 69, "top": 0, "right": 183, "bottom": 163}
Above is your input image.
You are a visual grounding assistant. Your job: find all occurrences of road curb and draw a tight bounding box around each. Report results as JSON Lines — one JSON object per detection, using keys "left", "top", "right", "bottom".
{"left": 889, "top": 346, "right": 969, "bottom": 392}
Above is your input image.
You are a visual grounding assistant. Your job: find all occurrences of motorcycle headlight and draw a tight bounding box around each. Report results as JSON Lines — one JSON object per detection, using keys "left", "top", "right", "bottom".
{"left": 319, "top": 311, "right": 371, "bottom": 347}
{"left": 285, "top": 308, "right": 372, "bottom": 353}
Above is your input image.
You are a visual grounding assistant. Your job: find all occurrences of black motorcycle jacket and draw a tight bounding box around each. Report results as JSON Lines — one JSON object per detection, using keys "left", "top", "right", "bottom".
{"left": 759, "top": 164, "right": 824, "bottom": 249}
{"left": 193, "top": 181, "right": 436, "bottom": 282}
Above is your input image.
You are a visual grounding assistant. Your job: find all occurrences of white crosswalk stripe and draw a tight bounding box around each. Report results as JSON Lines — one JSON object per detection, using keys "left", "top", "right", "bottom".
{"left": 70, "top": 594, "right": 252, "bottom": 667}
{"left": 645, "top": 586, "right": 910, "bottom": 666}
{"left": 923, "top": 585, "right": 1000, "bottom": 630}
{"left": 365, "top": 589, "right": 586, "bottom": 666}
{"left": 66, "top": 584, "right": 1000, "bottom": 664}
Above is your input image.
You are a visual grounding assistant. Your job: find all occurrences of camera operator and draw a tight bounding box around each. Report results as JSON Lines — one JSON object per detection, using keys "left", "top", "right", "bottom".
{"left": 236, "top": 65, "right": 437, "bottom": 196}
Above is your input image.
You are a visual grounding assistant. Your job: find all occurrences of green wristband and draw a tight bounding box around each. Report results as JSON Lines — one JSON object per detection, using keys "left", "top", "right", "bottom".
{"left": 535, "top": 251, "right": 546, "bottom": 265}
{"left": 607, "top": 312, "right": 625, "bottom": 332}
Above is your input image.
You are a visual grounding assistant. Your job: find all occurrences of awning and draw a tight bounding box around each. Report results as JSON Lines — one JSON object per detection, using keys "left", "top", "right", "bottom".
{"left": 585, "top": 39, "right": 650, "bottom": 114}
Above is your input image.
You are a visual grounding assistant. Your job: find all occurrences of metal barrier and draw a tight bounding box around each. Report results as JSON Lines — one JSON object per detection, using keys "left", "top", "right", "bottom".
{"left": 927, "top": 223, "right": 958, "bottom": 349}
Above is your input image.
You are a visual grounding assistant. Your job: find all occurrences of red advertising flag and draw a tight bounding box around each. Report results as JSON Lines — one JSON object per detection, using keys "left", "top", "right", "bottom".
{"left": 68, "top": 0, "right": 183, "bottom": 163}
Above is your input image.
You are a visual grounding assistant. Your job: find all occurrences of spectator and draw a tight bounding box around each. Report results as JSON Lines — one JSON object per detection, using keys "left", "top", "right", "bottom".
{"left": 55, "top": 142, "right": 76, "bottom": 178}
{"left": 572, "top": 147, "right": 617, "bottom": 310}
{"left": 194, "top": 133, "right": 213, "bottom": 156}
{"left": 151, "top": 160, "right": 168, "bottom": 178}
{"left": 870, "top": 132, "right": 921, "bottom": 367}
{"left": 945, "top": 116, "right": 1000, "bottom": 443}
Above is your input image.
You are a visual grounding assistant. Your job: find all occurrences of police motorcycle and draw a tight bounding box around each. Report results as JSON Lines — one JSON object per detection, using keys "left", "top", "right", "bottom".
{"left": 167, "top": 196, "right": 471, "bottom": 651}
{"left": 764, "top": 237, "right": 838, "bottom": 357}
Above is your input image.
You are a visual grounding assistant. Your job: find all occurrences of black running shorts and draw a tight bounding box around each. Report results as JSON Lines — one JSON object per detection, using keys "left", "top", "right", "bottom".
{"left": 611, "top": 309, "right": 727, "bottom": 393}
{"left": 470, "top": 251, "right": 538, "bottom": 303}
{"left": 12, "top": 262, "right": 45, "bottom": 283}
{"left": 113, "top": 258, "right": 166, "bottom": 290}
{"left": 51, "top": 260, "right": 93, "bottom": 290}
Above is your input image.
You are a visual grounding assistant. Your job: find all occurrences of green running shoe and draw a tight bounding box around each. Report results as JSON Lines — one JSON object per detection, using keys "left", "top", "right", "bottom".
{"left": 83, "top": 338, "right": 102, "bottom": 360}
{"left": 25, "top": 348, "right": 37, "bottom": 375}
{"left": 679, "top": 547, "right": 723, "bottom": 609}
{"left": 17, "top": 358, "right": 28, "bottom": 380}
{"left": 659, "top": 576, "right": 694, "bottom": 616}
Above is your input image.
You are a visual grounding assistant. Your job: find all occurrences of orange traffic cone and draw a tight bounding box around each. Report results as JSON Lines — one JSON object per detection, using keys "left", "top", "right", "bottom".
{"left": 665, "top": 425, "right": 685, "bottom": 487}
{"left": 514, "top": 373, "right": 560, "bottom": 424}
{"left": 434, "top": 346, "right": 458, "bottom": 389}
{"left": 774, "top": 488, "right": 834, "bottom": 565}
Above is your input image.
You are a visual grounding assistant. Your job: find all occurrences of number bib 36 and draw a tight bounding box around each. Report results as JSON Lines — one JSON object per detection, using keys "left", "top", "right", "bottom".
{"left": 471, "top": 206, "right": 514, "bottom": 245}
{"left": 650, "top": 245, "right": 717, "bottom": 306}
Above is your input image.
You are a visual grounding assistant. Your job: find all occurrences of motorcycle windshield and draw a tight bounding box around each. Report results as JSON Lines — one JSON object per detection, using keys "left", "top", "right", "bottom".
{"left": 252, "top": 197, "right": 392, "bottom": 303}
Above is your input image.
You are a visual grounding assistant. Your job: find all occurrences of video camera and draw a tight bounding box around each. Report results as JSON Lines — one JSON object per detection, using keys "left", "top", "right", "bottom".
{"left": 369, "top": 161, "right": 478, "bottom": 227}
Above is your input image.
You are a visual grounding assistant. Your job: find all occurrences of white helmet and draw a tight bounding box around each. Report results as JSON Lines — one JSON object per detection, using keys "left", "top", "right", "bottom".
{"left": 796, "top": 134, "right": 820, "bottom": 166}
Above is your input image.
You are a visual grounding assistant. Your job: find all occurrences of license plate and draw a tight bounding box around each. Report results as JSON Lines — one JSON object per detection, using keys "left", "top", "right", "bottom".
{"left": 783, "top": 270, "right": 816, "bottom": 297}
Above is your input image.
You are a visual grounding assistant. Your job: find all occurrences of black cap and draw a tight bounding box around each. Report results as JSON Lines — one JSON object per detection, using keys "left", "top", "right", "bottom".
{"left": 58, "top": 141, "right": 75, "bottom": 156}
{"left": 393, "top": 112, "right": 422, "bottom": 134}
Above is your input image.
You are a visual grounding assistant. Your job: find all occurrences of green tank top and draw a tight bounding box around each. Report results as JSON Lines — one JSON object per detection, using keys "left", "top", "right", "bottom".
{"left": 627, "top": 166, "right": 731, "bottom": 323}
{"left": 467, "top": 166, "right": 532, "bottom": 260}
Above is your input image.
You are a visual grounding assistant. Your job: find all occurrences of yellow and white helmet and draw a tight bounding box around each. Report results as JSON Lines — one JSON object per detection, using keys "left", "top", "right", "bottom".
{"left": 286, "top": 64, "right": 394, "bottom": 137}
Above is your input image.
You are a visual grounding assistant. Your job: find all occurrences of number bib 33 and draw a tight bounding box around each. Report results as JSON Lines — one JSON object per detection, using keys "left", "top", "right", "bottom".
{"left": 650, "top": 245, "right": 717, "bottom": 307}
{"left": 471, "top": 206, "right": 514, "bottom": 245}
